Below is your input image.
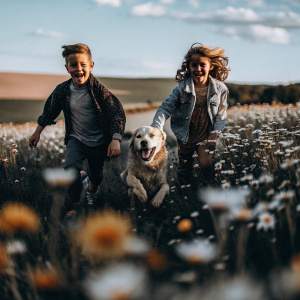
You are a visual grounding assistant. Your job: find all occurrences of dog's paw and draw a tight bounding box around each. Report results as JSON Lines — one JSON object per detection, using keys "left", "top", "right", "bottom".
{"left": 133, "top": 187, "right": 147, "bottom": 203}
{"left": 151, "top": 185, "right": 169, "bottom": 207}
{"left": 151, "top": 194, "right": 164, "bottom": 207}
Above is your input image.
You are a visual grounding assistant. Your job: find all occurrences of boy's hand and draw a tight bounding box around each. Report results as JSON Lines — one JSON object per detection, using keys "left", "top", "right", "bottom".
{"left": 28, "top": 125, "right": 44, "bottom": 149}
{"left": 107, "top": 140, "right": 121, "bottom": 158}
{"left": 28, "top": 132, "right": 41, "bottom": 149}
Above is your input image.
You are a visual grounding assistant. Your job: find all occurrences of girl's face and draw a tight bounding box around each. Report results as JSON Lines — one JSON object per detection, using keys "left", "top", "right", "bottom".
{"left": 188, "top": 54, "right": 213, "bottom": 87}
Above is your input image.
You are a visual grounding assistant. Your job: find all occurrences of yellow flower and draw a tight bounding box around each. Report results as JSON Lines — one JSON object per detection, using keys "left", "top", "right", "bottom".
{"left": 177, "top": 219, "right": 192, "bottom": 232}
{"left": 0, "top": 203, "right": 40, "bottom": 235}
{"left": 145, "top": 250, "right": 169, "bottom": 272}
{"left": 76, "top": 210, "right": 132, "bottom": 260}
{"left": 30, "top": 266, "right": 63, "bottom": 291}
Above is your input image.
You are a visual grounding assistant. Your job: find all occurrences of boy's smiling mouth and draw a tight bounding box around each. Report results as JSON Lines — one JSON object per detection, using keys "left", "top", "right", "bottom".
{"left": 75, "top": 74, "right": 84, "bottom": 78}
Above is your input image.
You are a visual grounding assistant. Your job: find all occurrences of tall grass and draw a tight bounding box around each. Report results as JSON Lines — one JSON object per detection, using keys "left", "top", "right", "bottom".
{"left": 0, "top": 103, "right": 300, "bottom": 300}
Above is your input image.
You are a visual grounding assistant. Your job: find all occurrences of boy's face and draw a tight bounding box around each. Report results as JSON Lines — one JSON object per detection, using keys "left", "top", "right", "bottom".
{"left": 65, "top": 53, "right": 94, "bottom": 88}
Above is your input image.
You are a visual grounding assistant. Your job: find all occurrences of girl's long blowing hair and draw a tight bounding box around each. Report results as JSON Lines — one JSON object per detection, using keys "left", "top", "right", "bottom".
{"left": 176, "top": 43, "right": 230, "bottom": 82}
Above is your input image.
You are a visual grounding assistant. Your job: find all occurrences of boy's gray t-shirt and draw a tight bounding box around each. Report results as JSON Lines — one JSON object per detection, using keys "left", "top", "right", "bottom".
{"left": 69, "top": 82, "right": 106, "bottom": 147}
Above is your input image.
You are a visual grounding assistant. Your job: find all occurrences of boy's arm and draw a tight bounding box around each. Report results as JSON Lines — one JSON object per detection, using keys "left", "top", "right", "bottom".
{"left": 28, "top": 124, "right": 45, "bottom": 148}
{"left": 151, "top": 85, "right": 180, "bottom": 130}
{"left": 107, "top": 139, "right": 121, "bottom": 158}
{"left": 29, "top": 88, "right": 63, "bottom": 149}
{"left": 37, "top": 90, "right": 63, "bottom": 128}
{"left": 99, "top": 86, "right": 126, "bottom": 142}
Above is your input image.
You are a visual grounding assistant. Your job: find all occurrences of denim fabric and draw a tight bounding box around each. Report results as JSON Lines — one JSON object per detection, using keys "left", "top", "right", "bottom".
{"left": 63, "top": 137, "right": 107, "bottom": 203}
{"left": 152, "top": 75, "right": 228, "bottom": 144}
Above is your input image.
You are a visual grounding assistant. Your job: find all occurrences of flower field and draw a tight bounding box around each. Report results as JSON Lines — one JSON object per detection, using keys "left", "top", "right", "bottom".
{"left": 0, "top": 103, "right": 300, "bottom": 300}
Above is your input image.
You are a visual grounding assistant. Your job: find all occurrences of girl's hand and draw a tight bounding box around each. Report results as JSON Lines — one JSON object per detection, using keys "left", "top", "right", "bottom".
{"left": 107, "top": 140, "right": 121, "bottom": 158}
{"left": 207, "top": 132, "right": 217, "bottom": 141}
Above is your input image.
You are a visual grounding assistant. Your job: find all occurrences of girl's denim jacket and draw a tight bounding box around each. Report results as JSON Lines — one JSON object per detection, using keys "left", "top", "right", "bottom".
{"left": 152, "top": 75, "right": 228, "bottom": 144}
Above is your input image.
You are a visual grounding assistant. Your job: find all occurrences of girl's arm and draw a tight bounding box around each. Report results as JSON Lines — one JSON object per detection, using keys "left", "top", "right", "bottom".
{"left": 213, "top": 89, "right": 228, "bottom": 132}
{"left": 151, "top": 85, "right": 181, "bottom": 131}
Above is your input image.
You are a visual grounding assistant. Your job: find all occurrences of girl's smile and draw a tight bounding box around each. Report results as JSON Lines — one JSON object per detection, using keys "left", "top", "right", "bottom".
{"left": 188, "top": 54, "right": 213, "bottom": 87}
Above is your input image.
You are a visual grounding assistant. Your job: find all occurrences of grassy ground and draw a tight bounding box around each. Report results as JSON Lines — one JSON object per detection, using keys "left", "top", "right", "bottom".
{"left": 0, "top": 104, "right": 300, "bottom": 299}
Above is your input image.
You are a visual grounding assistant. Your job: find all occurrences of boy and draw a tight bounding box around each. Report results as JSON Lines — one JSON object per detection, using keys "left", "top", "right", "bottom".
{"left": 28, "top": 43, "right": 126, "bottom": 213}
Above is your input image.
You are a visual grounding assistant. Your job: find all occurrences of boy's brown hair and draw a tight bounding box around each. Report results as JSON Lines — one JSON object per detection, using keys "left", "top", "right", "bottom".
{"left": 62, "top": 43, "right": 92, "bottom": 63}
{"left": 176, "top": 43, "right": 230, "bottom": 82}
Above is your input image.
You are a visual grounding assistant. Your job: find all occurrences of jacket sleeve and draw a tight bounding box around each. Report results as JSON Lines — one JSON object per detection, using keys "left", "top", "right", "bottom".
{"left": 151, "top": 84, "right": 181, "bottom": 131}
{"left": 37, "top": 89, "right": 62, "bottom": 128}
{"left": 213, "top": 88, "right": 228, "bottom": 132}
{"left": 99, "top": 86, "right": 126, "bottom": 141}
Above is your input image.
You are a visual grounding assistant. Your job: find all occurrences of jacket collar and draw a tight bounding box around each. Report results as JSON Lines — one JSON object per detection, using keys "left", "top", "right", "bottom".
{"left": 184, "top": 75, "right": 217, "bottom": 96}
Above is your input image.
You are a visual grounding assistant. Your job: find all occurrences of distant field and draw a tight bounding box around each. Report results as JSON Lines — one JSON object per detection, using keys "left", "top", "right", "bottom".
{"left": 0, "top": 75, "right": 177, "bottom": 123}
{"left": 0, "top": 100, "right": 62, "bottom": 124}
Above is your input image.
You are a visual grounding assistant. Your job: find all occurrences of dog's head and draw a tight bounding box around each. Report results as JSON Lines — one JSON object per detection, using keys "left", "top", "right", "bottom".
{"left": 129, "top": 126, "right": 167, "bottom": 164}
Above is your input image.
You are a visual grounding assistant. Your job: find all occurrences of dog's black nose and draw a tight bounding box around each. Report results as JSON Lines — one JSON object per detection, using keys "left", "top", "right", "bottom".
{"left": 141, "top": 140, "right": 148, "bottom": 147}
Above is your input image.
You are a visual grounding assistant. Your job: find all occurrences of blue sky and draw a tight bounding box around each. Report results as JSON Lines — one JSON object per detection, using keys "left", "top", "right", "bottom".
{"left": 1, "top": 0, "right": 300, "bottom": 84}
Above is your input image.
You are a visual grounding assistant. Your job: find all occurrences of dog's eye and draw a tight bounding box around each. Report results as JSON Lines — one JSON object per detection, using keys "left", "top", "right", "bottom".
{"left": 137, "top": 135, "right": 141, "bottom": 138}
{"left": 150, "top": 134, "right": 154, "bottom": 137}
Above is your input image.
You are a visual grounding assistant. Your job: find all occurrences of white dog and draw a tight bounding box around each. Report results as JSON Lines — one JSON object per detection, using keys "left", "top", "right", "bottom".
{"left": 121, "top": 126, "right": 169, "bottom": 207}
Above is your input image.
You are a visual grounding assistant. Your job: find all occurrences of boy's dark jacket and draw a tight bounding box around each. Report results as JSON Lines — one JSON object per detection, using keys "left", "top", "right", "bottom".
{"left": 38, "top": 74, "right": 126, "bottom": 145}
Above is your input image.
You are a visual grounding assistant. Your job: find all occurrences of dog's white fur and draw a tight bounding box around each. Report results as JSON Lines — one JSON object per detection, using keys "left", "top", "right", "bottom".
{"left": 121, "top": 126, "right": 169, "bottom": 207}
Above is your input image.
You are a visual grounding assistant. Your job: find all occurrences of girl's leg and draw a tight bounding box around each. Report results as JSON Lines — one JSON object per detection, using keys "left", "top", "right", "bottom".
{"left": 177, "top": 141, "right": 196, "bottom": 184}
{"left": 196, "top": 144, "right": 215, "bottom": 185}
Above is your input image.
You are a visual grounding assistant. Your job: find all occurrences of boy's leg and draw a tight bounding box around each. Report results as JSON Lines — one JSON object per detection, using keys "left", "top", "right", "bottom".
{"left": 63, "top": 137, "right": 87, "bottom": 204}
{"left": 86, "top": 144, "right": 107, "bottom": 205}
{"left": 177, "top": 140, "right": 195, "bottom": 184}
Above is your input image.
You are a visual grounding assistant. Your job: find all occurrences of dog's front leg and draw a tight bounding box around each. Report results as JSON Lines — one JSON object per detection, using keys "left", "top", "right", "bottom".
{"left": 151, "top": 183, "right": 170, "bottom": 207}
{"left": 126, "top": 172, "right": 147, "bottom": 203}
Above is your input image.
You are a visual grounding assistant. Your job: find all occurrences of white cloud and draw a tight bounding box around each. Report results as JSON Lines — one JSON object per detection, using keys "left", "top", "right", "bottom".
{"left": 282, "top": 0, "right": 300, "bottom": 6}
{"left": 218, "top": 25, "right": 290, "bottom": 44}
{"left": 188, "top": 0, "right": 199, "bottom": 8}
{"left": 160, "top": 0, "right": 174, "bottom": 4}
{"left": 171, "top": 6, "right": 300, "bottom": 28}
{"left": 131, "top": 2, "right": 165, "bottom": 17}
{"left": 247, "top": 25, "right": 290, "bottom": 44}
{"left": 263, "top": 11, "right": 300, "bottom": 28}
{"left": 229, "top": 0, "right": 265, "bottom": 8}
{"left": 33, "top": 28, "right": 65, "bottom": 38}
{"left": 92, "top": 0, "right": 121, "bottom": 7}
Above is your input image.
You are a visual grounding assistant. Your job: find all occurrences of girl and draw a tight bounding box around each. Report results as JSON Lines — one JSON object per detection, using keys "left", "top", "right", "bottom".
{"left": 152, "top": 43, "right": 230, "bottom": 185}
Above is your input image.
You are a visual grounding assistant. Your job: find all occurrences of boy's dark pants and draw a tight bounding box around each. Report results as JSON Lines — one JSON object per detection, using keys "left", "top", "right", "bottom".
{"left": 63, "top": 137, "right": 107, "bottom": 204}
{"left": 177, "top": 140, "right": 214, "bottom": 185}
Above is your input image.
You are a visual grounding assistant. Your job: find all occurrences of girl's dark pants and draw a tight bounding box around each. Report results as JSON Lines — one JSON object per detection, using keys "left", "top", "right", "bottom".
{"left": 177, "top": 139, "right": 214, "bottom": 185}
{"left": 63, "top": 137, "right": 107, "bottom": 204}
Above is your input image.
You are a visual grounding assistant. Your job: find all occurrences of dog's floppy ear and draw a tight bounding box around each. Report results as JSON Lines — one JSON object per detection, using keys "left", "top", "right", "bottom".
{"left": 128, "top": 130, "right": 138, "bottom": 150}
{"left": 161, "top": 130, "right": 167, "bottom": 141}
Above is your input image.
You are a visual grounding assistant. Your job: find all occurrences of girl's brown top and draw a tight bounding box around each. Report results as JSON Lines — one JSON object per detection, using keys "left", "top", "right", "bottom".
{"left": 188, "top": 86, "right": 212, "bottom": 143}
